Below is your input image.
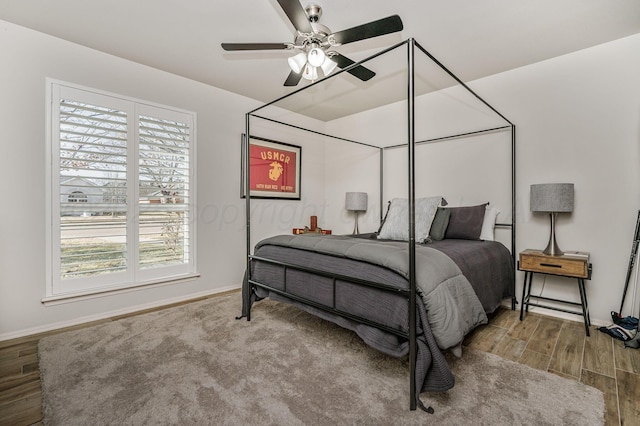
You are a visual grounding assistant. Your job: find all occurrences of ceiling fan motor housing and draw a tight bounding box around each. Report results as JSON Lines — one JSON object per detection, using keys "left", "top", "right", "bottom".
{"left": 305, "top": 4, "right": 322, "bottom": 22}
{"left": 294, "top": 4, "right": 331, "bottom": 48}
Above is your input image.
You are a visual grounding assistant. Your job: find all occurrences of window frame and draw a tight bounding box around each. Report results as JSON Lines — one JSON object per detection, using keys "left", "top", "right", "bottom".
{"left": 45, "top": 79, "right": 198, "bottom": 301}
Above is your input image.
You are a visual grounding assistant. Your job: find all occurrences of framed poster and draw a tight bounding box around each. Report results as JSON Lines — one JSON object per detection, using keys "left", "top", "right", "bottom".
{"left": 241, "top": 134, "right": 301, "bottom": 199}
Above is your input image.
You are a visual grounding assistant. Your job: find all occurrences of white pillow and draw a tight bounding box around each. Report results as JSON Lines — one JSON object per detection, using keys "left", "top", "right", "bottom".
{"left": 378, "top": 196, "right": 442, "bottom": 242}
{"left": 480, "top": 205, "right": 500, "bottom": 241}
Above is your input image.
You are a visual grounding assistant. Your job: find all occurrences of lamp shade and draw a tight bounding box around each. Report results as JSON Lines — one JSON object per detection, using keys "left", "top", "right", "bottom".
{"left": 345, "top": 192, "right": 367, "bottom": 212}
{"left": 530, "top": 183, "right": 574, "bottom": 212}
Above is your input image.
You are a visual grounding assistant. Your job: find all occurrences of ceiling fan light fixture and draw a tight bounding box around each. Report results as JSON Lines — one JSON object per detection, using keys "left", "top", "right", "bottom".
{"left": 288, "top": 51, "right": 307, "bottom": 74}
{"left": 320, "top": 56, "right": 337, "bottom": 75}
{"left": 222, "top": 1, "right": 404, "bottom": 87}
{"left": 301, "top": 63, "right": 318, "bottom": 81}
{"left": 307, "top": 47, "right": 326, "bottom": 67}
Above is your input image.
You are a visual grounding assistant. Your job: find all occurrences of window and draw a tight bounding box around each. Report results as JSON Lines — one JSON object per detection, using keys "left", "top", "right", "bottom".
{"left": 46, "top": 81, "right": 197, "bottom": 299}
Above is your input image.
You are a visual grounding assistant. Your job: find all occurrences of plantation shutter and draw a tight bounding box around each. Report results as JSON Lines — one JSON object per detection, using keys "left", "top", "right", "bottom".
{"left": 48, "top": 81, "right": 196, "bottom": 298}
{"left": 138, "top": 111, "right": 191, "bottom": 271}
{"left": 57, "top": 96, "right": 130, "bottom": 287}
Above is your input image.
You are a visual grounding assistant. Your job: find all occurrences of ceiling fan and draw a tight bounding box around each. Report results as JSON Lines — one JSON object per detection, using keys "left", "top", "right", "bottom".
{"left": 221, "top": 0, "right": 403, "bottom": 86}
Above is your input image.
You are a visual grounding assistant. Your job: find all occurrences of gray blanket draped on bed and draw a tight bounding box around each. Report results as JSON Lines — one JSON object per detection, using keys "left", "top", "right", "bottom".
{"left": 253, "top": 234, "right": 487, "bottom": 349}
{"left": 242, "top": 234, "right": 497, "bottom": 401}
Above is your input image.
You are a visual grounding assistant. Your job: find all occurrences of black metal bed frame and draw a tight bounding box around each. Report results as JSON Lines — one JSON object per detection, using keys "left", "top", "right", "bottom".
{"left": 241, "top": 38, "right": 516, "bottom": 411}
{"left": 248, "top": 255, "right": 412, "bottom": 337}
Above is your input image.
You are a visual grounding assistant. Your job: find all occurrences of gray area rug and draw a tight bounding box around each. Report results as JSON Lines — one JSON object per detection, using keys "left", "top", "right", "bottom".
{"left": 39, "top": 292, "right": 604, "bottom": 425}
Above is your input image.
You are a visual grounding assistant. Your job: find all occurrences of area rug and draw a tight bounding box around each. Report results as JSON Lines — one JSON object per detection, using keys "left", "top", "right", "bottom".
{"left": 39, "top": 292, "right": 604, "bottom": 425}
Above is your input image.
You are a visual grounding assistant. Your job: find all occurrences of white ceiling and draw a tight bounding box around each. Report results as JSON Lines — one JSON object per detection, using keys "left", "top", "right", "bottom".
{"left": 1, "top": 0, "right": 639, "bottom": 118}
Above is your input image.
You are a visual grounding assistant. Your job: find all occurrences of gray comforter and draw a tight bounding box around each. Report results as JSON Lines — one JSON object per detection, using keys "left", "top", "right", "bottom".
{"left": 253, "top": 234, "right": 488, "bottom": 350}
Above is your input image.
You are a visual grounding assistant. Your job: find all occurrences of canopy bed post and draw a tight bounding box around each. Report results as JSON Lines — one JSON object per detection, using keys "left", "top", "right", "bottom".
{"left": 414, "top": 41, "right": 518, "bottom": 309}
{"left": 511, "top": 124, "right": 517, "bottom": 310}
{"left": 407, "top": 37, "right": 418, "bottom": 411}
{"left": 244, "top": 113, "right": 252, "bottom": 321}
{"left": 379, "top": 147, "right": 384, "bottom": 227}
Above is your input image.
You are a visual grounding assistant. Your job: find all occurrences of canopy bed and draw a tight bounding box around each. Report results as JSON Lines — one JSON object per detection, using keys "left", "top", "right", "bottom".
{"left": 238, "top": 38, "right": 516, "bottom": 412}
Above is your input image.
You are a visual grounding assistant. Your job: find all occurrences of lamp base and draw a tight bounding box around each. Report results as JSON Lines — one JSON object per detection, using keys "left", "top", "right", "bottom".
{"left": 542, "top": 212, "right": 564, "bottom": 256}
{"left": 352, "top": 212, "right": 360, "bottom": 235}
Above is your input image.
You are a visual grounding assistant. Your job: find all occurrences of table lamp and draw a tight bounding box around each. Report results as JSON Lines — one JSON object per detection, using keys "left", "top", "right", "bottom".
{"left": 345, "top": 192, "right": 367, "bottom": 234}
{"left": 530, "top": 183, "right": 574, "bottom": 256}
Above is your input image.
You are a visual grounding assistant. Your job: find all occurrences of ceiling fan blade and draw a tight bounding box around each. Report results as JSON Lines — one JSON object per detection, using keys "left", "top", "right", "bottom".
{"left": 284, "top": 70, "right": 302, "bottom": 86}
{"left": 221, "top": 42, "right": 291, "bottom": 51}
{"left": 277, "top": 0, "right": 313, "bottom": 33}
{"left": 330, "top": 15, "right": 403, "bottom": 45}
{"left": 331, "top": 54, "right": 375, "bottom": 82}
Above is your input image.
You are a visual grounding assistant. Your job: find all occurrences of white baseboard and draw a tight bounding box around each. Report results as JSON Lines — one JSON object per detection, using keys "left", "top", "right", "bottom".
{"left": 524, "top": 305, "right": 609, "bottom": 327}
{"left": 501, "top": 300, "right": 608, "bottom": 327}
{"left": 0, "top": 284, "right": 241, "bottom": 342}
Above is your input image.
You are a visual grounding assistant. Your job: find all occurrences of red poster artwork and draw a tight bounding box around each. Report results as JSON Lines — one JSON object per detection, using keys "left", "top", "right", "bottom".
{"left": 249, "top": 144, "right": 298, "bottom": 193}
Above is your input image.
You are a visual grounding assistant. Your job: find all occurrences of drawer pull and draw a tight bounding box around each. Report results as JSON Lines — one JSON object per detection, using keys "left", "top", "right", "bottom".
{"left": 540, "top": 263, "right": 562, "bottom": 268}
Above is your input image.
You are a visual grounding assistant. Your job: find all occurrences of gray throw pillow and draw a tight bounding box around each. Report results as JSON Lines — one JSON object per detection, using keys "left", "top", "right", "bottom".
{"left": 429, "top": 207, "right": 451, "bottom": 241}
{"left": 444, "top": 203, "right": 488, "bottom": 240}
{"left": 377, "top": 196, "right": 442, "bottom": 242}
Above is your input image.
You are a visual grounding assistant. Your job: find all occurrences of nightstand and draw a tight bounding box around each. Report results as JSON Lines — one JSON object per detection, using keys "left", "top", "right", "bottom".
{"left": 518, "top": 249, "right": 592, "bottom": 336}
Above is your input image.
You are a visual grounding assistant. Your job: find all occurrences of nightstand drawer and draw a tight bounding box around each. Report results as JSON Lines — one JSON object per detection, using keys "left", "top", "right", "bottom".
{"left": 519, "top": 250, "right": 590, "bottom": 279}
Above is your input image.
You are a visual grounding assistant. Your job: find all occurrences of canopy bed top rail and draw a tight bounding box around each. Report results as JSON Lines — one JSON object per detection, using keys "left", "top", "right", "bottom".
{"left": 413, "top": 40, "right": 514, "bottom": 127}
{"left": 247, "top": 39, "right": 408, "bottom": 116}
{"left": 249, "top": 113, "right": 379, "bottom": 149}
{"left": 250, "top": 112, "right": 513, "bottom": 150}
{"left": 384, "top": 125, "right": 513, "bottom": 150}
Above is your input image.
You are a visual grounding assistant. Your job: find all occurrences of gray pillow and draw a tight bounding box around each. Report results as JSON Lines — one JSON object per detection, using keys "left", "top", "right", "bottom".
{"left": 429, "top": 207, "right": 451, "bottom": 241}
{"left": 377, "top": 196, "right": 442, "bottom": 242}
{"left": 444, "top": 203, "right": 488, "bottom": 240}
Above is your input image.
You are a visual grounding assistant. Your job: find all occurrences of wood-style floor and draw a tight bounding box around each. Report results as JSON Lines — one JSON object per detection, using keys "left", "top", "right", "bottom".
{"left": 463, "top": 307, "right": 640, "bottom": 426}
{"left": 1, "top": 297, "right": 639, "bottom": 425}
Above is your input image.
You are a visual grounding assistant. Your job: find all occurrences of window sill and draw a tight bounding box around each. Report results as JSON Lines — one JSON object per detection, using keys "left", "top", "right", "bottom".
{"left": 42, "top": 273, "right": 201, "bottom": 306}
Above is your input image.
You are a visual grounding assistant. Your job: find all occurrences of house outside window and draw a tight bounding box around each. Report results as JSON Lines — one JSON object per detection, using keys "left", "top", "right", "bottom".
{"left": 46, "top": 80, "right": 197, "bottom": 299}
{"left": 68, "top": 191, "right": 88, "bottom": 203}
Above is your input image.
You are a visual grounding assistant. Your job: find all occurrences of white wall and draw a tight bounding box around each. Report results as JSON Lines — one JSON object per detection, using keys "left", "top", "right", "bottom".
{"left": 0, "top": 21, "right": 328, "bottom": 339}
{"left": 2, "top": 20, "right": 638, "bottom": 338}
{"left": 325, "top": 34, "right": 640, "bottom": 325}
{"left": 324, "top": 82, "right": 513, "bottom": 237}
